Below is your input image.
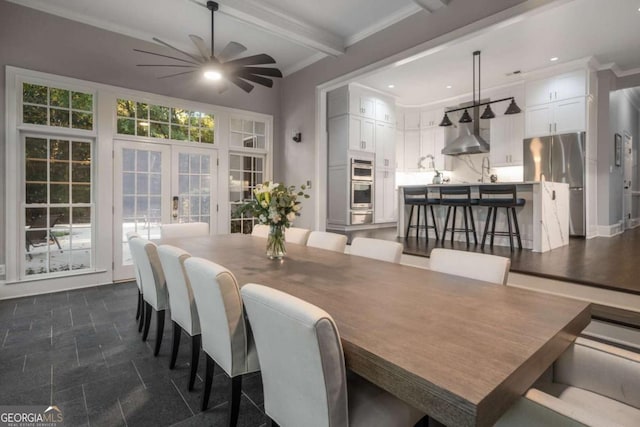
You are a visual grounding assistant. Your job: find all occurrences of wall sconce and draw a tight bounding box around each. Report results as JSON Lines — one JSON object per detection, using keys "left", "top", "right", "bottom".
{"left": 292, "top": 131, "right": 302, "bottom": 143}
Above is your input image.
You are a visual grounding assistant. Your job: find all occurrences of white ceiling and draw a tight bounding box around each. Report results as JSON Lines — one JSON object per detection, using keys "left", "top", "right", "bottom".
{"left": 8, "top": 0, "right": 430, "bottom": 76}
{"left": 358, "top": 0, "right": 640, "bottom": 105}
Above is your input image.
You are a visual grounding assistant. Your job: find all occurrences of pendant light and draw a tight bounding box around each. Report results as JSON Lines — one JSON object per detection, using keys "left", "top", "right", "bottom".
{"left": 439, "top": 51, "right": 522, "bottom": 127}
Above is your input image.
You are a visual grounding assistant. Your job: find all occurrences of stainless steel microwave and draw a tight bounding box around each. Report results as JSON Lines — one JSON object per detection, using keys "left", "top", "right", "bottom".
{"left": 351, "top": 159, "right": 373, "bottom": 181}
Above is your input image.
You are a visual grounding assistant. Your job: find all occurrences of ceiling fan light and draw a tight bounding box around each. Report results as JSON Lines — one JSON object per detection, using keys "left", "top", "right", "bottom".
{"left": 439, "top": 113, "right": 453, "bottom": 127}
{"left": 480, "top": 105, "right": 495, "bottom": 119}
{"left": 504, "top": 99, "right": 522, "bottom": 115}
{"left": 203, "top": 69, "right": 223, "bottom": 81}
{"left": 459, "top": 109, "right": 473, "bottom": 123}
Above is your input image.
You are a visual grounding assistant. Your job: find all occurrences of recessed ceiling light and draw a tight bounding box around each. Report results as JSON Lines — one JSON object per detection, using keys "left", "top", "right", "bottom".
{"left": 446, "top": 85, "right": 452, "bottom": 89}
{"left": 387, "top": 84, "right": 395, "bottom": 89}
{"left": 550, "top": 57, "right": 559, "bottom": 62}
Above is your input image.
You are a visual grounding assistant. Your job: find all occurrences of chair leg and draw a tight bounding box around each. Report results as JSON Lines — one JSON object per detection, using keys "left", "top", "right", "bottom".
{"left": 481, "top": 207, "right": 492, "bottom": 249}
{"left": 227, "top": 375, "right": 242, "bottom": 427}
{"left": 406, "top": 205, "right": 414, "bottom": 238}
{"left": 189, "top": 335, "right": 201, "bottom": 391}
{"left": 202, "top": 355, "right": 215, "bottom": 411}
{"left": 463, "top": 206, "right": 470, "bottom": 246}
{"left": 490, "top": 206, "right": 498, "bottom": 247}
{"left": 468, "top": 206, "right": 478, "bottom": 244}
{"left": 422, "top": 204, "right": 428, "bottom": 240}
{"left": 415, "top": 205, "right": 422, "bottom": 239}
{"left": 450, "top": 206, "right": 457, "bottom": 243}
{"left": 136, "top": 290, "right": 142, "bottom": 320}
{"left": 142, "top": 302, "right": 152, "bottom": 341}
{"left": 512, "top": 207, "right": 523, "bottom": 249}
{"left": 442, "top": 206, "right": 451, "bottom": 242}
{"left": 506, "top": 207, "right": 514, "bottom": 251}
{"left": 170, "top": 321, "right": 181, "bottom": 369}
{"left": 430, "top": 205, "right": 439, "bottom": 241}
{"left": 154, "top": 310, "right": 165, "bottom": 356}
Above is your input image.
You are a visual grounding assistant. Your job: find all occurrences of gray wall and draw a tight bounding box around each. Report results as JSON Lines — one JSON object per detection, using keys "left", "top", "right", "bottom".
{"left": 0, "top": 1, "right": 281, "bottom": 273}
{"left": 279, "top": 0, "right": 546, "bottom": 229}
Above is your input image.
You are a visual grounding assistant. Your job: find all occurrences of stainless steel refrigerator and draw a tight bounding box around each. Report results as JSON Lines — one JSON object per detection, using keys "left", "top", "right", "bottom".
{"left": 523, "top": 132, "right": 586, "bottom": 236}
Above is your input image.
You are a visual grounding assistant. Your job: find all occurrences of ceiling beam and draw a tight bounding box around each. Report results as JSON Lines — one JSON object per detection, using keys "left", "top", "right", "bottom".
{"left": 413, "top": 0, "right": 450, "bottom": 13}
{"left": 199, "top": 0, "right": 345, "bottom": 57}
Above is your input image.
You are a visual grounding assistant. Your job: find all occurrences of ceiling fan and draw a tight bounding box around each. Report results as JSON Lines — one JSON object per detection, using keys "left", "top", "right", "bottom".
{"left": 134, "top": 0, "right": 283, "bottom": 93}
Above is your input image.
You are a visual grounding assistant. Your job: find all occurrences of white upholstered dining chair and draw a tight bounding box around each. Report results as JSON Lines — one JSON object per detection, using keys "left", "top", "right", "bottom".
{"left": 306, "top": 231, "right": 348, "bottom": 253}
{"left": 161, "top": 222, "right": 209, "bottom": 239}
{"left": 496, "top": 337, "right": 640, "bottom": 427}
{"left": 429, "top": 248, "right": 510, "bottom": 285}
{"left": 349, "top": 237, "right": 403, "bottom": 263}
{"left": 284, "top": 227, "right": 310, "bottom": 245}
{"left": 157, "top": 245, "right": 201, "bottom": 391}
{"left": 241, "top": 284, "right": 425, "bottom": 427}
{"left": 129, "top": 237, "right": 169, "bottom": 356}
{"left": 251, "top": 224, "right": 270, "bottom": 238}
{"left": 183, "top": 257, "right": 260, "bottom": 424}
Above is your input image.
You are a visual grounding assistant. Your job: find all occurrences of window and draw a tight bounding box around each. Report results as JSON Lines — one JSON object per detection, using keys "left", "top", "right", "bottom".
{"left": 230, "top": 118, "right": 266, "bottom": 149}
{"left": 24, "top": 136, "right": 93, "bottom": 276}
{"left": 22, "top": 83, "right": 93, "bottom": 130}
{"left": 229, "top": 154, "right": 265, "bottom": 234}
{"left": 177, "top": 153, "right": 211, "bottom": 223}
{"left": 116, "top": 99, "right": 214, "bottom": 143}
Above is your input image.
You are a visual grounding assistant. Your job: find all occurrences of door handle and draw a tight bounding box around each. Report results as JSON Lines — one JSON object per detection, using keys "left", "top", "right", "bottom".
{"left": 172, "top": 196, "right": 179, "bottom": 219}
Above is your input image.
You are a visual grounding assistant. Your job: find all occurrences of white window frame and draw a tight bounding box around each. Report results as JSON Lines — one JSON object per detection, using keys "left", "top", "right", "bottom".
{"left": 4, "top": 66, "right": 274, "bottom": 292}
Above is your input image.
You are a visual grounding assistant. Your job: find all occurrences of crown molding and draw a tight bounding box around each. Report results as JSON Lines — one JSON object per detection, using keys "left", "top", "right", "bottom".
{"left": 283, "top": 52, "right": 327, "bottom": 77}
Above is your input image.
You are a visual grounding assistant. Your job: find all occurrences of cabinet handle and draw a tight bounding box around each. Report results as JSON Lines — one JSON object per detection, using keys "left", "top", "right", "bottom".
{"left": 554, "top": 123, "right": 557, "bottom": 133}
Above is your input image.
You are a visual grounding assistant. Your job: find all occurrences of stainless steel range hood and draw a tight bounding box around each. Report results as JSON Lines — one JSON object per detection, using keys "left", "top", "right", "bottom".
{"left": 441, "top": 106, "right": 490, "bottom": 155}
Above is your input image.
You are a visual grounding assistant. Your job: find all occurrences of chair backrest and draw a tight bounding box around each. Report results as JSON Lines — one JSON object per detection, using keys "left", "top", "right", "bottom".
{"left": 126, "top": 232, "right": 142, "bottom": 291}
{"left": 26, "top": 214, "right": 60, "bottom": 243}
{"left": 161, "top": 222, "right": 209, "bottom": 239}
{"left": 129, "top": 237, "right": 168, "bottom": 310}
{"left": 306, "top": 231, "right": 348, "bottom": 253}
{"left": 479, "top": 185, "right": 516, "bottom": 202}
{"left": 183, "top": 257, "right": 257, "bottom": 376}
{"left": 251, "top": 224, "right": 270, "bottom": 238}
{"left": 403, "top": 186, "right": 428, "bottom": 203}
{"left": 285, "top": 227, "right": 311, "bottom": 245}
{"left": 429, "top": 248, "right": 510, "bottom": 285}
{"left": 157, "top": 245, "right": 200, "bottom": 336}
{"left": 350, "top": 237, "right": 402, "bottom": 263}
{"left": 241, "top": 284, "right": 348, "bottom": 427}
{"left": 440, "top": 185, "right": 471, "bottom": 201}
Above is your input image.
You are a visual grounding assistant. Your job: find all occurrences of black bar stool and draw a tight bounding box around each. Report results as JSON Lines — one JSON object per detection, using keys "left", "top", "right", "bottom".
{"left": 440, "top": 186, "right": 477, "bottom": 246}
{"left": 478, "top": 185, "right": 526, "bottom": 251}
{"left": 404, "top": 187, "right": 439, "bottom": 240}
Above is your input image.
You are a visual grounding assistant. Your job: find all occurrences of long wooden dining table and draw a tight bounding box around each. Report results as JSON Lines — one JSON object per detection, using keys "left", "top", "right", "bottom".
{"left": 160, "top": 234, "right": 591, "bottom": 427}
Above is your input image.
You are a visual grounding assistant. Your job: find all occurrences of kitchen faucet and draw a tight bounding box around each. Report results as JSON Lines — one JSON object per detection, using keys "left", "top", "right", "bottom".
{"left": 480, "top": 156, "right": 490, "bottom": 183}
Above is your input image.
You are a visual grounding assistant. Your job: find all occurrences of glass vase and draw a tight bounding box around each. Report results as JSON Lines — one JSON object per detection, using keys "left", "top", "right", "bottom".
{"left": 266, "top": 224, "right": 286, "bottom": 259}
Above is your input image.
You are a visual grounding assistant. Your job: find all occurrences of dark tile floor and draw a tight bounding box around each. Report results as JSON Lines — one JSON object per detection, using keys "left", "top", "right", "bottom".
{"left": 0, "top": 282, "right": 267, "bottom": 427}
{"left": 345, "top": 225, "right": 640, "bottom": 296}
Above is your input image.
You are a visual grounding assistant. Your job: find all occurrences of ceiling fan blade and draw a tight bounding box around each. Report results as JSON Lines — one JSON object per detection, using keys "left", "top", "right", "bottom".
{"left": 136, "top": 64, "right": 197, "bottom": 68}
{"left": 152, "top": 37, "right": 203, "bottom": 63}
{"left": 228, "top": 76, "right": 254, "bottom": 93}
{"left": 218, "top": 42, "right": 247, "bottom": 62}
{"left": 241, "top": 66, "right": 283, "bottom": 78}
{"left": 133, "top": 49, "right": 201, "bottom": 65}
{"left": 218, "top": 82, "right": 230, "bottom": 95}
{"left": 225, "top": 53, "right": 277, "bottom": 67}
{"left": 189, "top": 35, "right": 210, "bottom": 61}
{"left": 157, "top": 70, "right": 197, "bottom": 79}
{"left": 235, "top": 72, "right": 273, "bottom": 88}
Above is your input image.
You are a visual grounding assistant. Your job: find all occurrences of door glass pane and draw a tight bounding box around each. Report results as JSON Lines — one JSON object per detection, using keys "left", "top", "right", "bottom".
{"left": 229, "top": 153, "right": 265, "bottom": 234}
{"left": 176, "top": 152, "right": 212, "bottom": 224}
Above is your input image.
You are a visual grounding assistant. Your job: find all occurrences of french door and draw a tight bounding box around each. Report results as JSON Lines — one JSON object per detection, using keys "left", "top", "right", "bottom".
{"left": 113, "top": 139, "right": 217, "bottom": 280}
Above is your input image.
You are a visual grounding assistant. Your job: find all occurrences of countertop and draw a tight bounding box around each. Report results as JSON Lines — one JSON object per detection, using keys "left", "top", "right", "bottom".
{"left": 399, "top": 181, "right": 548, "bottom": 187}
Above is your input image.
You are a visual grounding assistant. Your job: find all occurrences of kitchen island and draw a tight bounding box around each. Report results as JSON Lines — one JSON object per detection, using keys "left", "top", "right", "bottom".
{"left": 397, "top": 182, "right": 569, "bottom": 253}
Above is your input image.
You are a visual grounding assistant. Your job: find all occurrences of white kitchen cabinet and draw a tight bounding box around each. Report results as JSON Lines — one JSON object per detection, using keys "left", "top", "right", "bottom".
{"left": 404, "top": 109, "right": 421, "bottom": 130}
{"left": 375, "top": 122, "right": 395, "bottom": 168}
{"left": 349, "top": 86, "right": 376, "bottom": 119}
{"left": 490, "top": 115, "right": 524, "bottom": 166}
{"left": 395, "top": 129, "right": 404, "bottom": 170}
{"left": 349, "top": 115, "right": 375, "bottom": 152}
{"left": 375, "top": 169, "right": 396, "bottom": 223}
{"left": 525, "top": 97, "right": 585, "bottom": 138}
{"left": 375, "top": 99, "right": 396, "bottom": 124}
{"left": 525, "top": 70, "right": 586, "bottom": 107}
{"left": 420, "top": 127, "right": 446, "bottom": 171}
{"left": 403, "top": 130, "right": 421, "bottom": 171}
{"left": 420, "top": 108, "right": 444, "bottom": 128}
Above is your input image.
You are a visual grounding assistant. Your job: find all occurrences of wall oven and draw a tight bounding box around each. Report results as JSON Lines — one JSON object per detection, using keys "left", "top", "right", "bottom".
{"left": 351, "top": 180, "right": 373, "bottom": 209}
{"left": 351, "top": 159, "right": 373, "bottom": 181}
{"left": 350, "top": 158, "right": 373, "bottom": 224}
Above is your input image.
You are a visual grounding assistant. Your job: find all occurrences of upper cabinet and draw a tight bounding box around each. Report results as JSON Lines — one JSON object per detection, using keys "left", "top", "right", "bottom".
{"left": 524, "top": 70, "right": 588, "bottom": 138}
{"left": 328, "top": 84, "right": 396, "bottom": 123}
{"left": 525, "top": 70, "right": 586, "bottom": 107}
{"left": 420, "top": 108, "right": 444, "bottom": 128}
{"left": 404, "top": 110, "right": 421, "bottom": 130}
